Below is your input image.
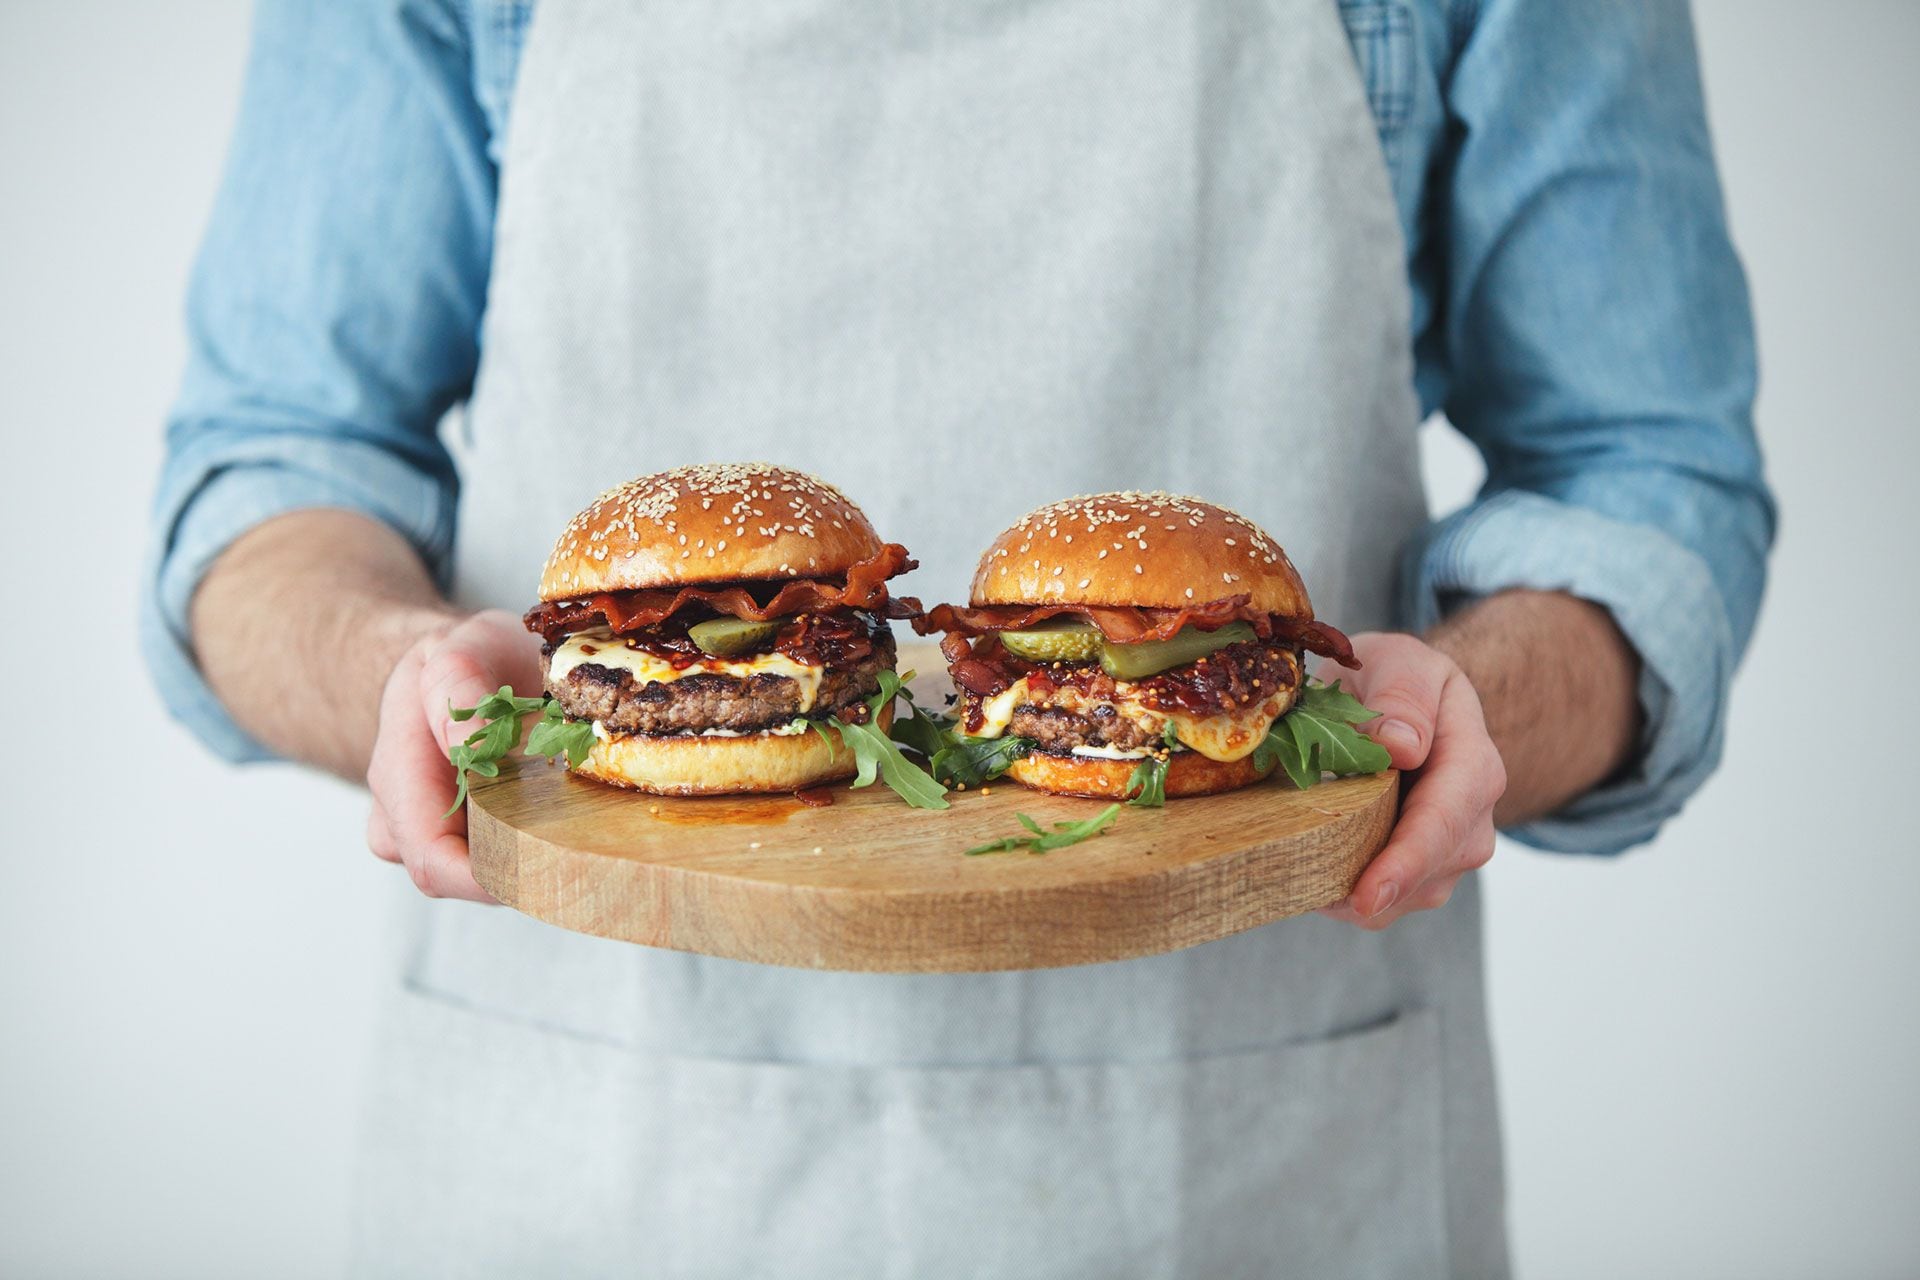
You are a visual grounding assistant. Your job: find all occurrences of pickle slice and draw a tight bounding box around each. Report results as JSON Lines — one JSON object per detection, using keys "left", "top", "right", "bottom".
{"left": 1098, "top": 621, "right": 1257, "bottom": 680}
{"left": 997, "top": 621, "right": 1104, "bottom": 663}
{"left": 688, "top": 617, "right": 780, "bottom": 656}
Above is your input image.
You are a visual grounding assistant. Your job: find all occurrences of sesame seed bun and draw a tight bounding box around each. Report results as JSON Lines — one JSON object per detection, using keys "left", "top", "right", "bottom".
{"left": 575, "top": 704, "right": 895, "bottom": 796}
{"left": 1005, "top": 749, "right": 1277, "bottom": 800}
{"left": 540, "top": 463, "right": 887, "bottom": 601}
{"left": 969, "top": 491, "right": 1311, "bottom": 618}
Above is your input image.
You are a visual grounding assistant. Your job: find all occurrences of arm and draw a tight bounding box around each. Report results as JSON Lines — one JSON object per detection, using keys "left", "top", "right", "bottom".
{"left": 1323, "top": 0, "right": 1772, "bottom": 925}
{"left": 193, "top": 509, "right": 540, "bottom": 899}
{"left": 1429, "top": 590, "right": 1639, "bottom": 828}
{"left": 141, "top": 0, "right": 517, "bottom": 896}
{"left": 189, "top": 510, "right": 459, "bottom": 781}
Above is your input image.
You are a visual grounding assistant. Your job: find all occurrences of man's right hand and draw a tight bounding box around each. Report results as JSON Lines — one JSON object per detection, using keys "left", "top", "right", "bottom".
{"left": 365, "top": 609, "right": 545, "bottom": 901}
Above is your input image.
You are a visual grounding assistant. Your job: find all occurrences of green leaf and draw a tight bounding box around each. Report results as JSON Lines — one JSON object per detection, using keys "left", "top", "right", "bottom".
{"left": 1033, "top": 803, "right": 1122, "bottom": 849}
{"left": 1125, "top": 755, "right": 1167, "bottom": 808}
{"left": 887, "top": 706, "right": 948, "bottom": 761}
{"left": 963, "top": 836, "right": 1029, "bottom": 856}
{"left": 1254, "top": 679, "right": 1392, "bottom": 791}
{"left": 827, "top": 715, "right": 949, "bottom": 809}
{"left": 934, "top": 734, "right": 1032, "bottom": 788}
{"left": 884, "top": 698, "right": 1033, "bottom": 788}
{"left": 818, "top": 669, "right": 950, "bottom": 810}
{"left": 1254, "top": 717, "right": 1321, "bottom": 790}
{"left": 442, "top": 688, "right": 573, "bottom": 818}
{"left": 526, "top": 703, "right": 597, "bottom": 768}
{"left": 966, "top": 804, "right": 1122, "bottom": 855}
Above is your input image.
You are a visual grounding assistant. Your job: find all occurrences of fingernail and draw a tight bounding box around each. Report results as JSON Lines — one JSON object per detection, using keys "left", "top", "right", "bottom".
{"left": 1367, "top": 882, "right": 1399, "bottom": 918}
{"left": 1373, "top": 719, "right": 1419, "bottom": 756}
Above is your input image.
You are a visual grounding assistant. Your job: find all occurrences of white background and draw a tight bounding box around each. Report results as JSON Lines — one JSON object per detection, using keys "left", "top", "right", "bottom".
{"left": 2, "top": 1, "right": 1915, "bottom": 1276}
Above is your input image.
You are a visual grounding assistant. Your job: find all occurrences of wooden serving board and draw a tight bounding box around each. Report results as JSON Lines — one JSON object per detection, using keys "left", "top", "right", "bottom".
{"left": 467, "top": 761, "right": 1397, "bottom": 973}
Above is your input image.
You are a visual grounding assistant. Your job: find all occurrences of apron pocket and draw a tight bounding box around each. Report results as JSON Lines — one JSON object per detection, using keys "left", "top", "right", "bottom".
{"left": 355, "top": 987, "right": 1449, "bottom": 1280}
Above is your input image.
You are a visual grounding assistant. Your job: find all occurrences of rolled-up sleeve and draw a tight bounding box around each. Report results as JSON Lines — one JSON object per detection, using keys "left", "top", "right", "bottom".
{"left": 1400, "top": 0, "right": 1776, "bottom": 854}
{"left": 141, "top": 0, "right": 494, "bottom": 761}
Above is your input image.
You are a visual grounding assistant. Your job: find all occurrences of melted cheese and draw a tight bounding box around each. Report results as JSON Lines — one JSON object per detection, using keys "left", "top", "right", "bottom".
{"left": 973, "top": 680, "right": 1031, "bottom": 738}
{"left": 552, "top": 628, "right": 826, "bottom": 712}
{"left": 1160, "top": 705, "right": 1286, "bottom": 763}
{"left": 967, "top": 675, "right": 1289, "bottom": 763}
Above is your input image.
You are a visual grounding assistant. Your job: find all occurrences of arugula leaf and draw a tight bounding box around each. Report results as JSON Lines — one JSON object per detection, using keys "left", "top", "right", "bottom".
{"left": 1124, "top": 722, "right": 1182, "bottom": 808}
{"left": 821, "top": 670, "right": 950, "bottom": 810}
{"left": 443, "top": 686, "right": 559, "bottom": 817}
{"left": 1253, "top": 679, "right": 1393, "bottom": 791}
{"left": 965, "top": 804, "right": 1122, "bottom": 855}
{"left": 1126, "top": 756, "right": 1167, "bottom": 808}
{"left": 885, "top": 698, "right": 1034, "bottom": 788}
{"left": 886, "top": 706, "right": 949, "bottom": 761}
{"left": 933, "top": 733, "right": 1034, "bottom": 788}
{"left": 525, "top": 701, "right": 597, "bottom": 768}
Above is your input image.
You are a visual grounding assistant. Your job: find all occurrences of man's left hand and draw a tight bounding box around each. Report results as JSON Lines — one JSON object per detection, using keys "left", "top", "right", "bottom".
{"left": 1314, "top": 632, "right": 1507, "bottom": 930}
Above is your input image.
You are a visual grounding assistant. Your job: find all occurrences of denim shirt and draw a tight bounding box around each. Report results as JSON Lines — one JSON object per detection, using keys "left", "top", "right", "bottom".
{"left": 144, "top": 0, "right": 1774, "bottom": 856}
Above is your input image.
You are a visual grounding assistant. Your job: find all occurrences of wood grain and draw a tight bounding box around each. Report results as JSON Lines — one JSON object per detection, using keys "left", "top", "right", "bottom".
{"left": 467, "top": 760, "right": 1398, "bottom": 973}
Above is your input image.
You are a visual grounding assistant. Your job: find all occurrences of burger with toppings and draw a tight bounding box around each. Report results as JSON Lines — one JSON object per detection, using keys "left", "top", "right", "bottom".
{"left": 913, "top": 492, "right": 1390, "bottom": 802}
{"left": 517, "top": 463, "right": 940, "bottom": 801}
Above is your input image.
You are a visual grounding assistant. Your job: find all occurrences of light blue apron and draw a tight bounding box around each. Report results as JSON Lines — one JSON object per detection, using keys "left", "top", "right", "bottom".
{"left": 354, "top": 2, "right": 1507, "bottom": 1274}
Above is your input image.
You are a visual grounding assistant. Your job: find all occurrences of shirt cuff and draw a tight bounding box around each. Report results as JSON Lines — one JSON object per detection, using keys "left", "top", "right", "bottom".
{"left": 141, "top": 434, "right": 457, "bottom": 763}
{"left": 1398, "top": 491, "right": 1735, "bottom": 856}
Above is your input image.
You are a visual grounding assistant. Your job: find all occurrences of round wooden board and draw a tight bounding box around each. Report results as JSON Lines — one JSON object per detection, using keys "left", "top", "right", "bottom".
{"left": 467, "top": 762, "right": 1397, "bottom": 974}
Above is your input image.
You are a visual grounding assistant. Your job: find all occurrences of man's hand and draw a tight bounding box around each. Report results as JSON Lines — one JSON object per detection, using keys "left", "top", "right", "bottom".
{"left": 1314, "top": 632, "right": 1506, "bottom": 930}
{"left": 1314, "top": 590, "right": 1642, "bottom": 930}
{"left": 365, "top": 609, "right": 545, "bottom": 901}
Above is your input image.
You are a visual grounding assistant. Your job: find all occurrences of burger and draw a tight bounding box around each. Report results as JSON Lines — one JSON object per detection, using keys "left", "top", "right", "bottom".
{"left": 521, "top": 463, "right": 926, "bottom": 796}
{"left": 915, "top": 491, "right": 1376, "bottom": 801}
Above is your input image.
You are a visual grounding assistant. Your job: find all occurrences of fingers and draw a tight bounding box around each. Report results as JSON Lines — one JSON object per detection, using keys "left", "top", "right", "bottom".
{"left": 417, "top": 610, "right": 547, "bottom": 756}
{"left": 1326, "top": 633, "right": 1451, "bottom": 772}
{"left": 366, "top": 643, "right": 498, "bottom": 904}
{"left": 1319, "top": 645, "right": 1506, "bottom": 931}
{"left": 367, "top": 799, "right": 398, "bottom": 864}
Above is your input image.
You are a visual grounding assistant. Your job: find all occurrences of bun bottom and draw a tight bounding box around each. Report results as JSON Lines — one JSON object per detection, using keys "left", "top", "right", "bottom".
{"left": 1005, "top": 749, "right": 1274, "bottom": 800}
{"left": 574, "top": 704, "right": 894, "bottom": 796}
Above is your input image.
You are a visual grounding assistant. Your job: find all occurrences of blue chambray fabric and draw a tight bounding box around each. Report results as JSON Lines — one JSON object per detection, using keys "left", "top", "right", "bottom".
{"left": 144, "top": 0, "right": 1774, "bottom": 854}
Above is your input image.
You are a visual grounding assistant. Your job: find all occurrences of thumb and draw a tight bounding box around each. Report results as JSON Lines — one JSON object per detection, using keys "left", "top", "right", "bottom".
{"left": 1338, "top": 636, "right": 1452, "bottom": 772}
{"left": 418, "top": 610, "right": 547, "bottom": 757}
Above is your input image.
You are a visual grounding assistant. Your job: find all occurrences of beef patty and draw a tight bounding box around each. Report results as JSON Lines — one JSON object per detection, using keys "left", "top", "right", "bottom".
{"left": 1008, "top": 705, "right": 1164, "bottom": 754}
{"left": 550, "top": 630, "right": 894, "bottom": 736}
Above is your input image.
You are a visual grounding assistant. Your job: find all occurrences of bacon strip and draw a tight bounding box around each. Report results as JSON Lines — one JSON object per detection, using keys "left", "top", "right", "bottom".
{"left": 524, "top": 543, "right": 920, "bottom": 644}
{"left": 911, "top": 594, "right": 1357, "bottom": 665}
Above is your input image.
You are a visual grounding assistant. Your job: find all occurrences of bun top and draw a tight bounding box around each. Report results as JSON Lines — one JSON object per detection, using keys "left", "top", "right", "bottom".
{"left": 539, "top": 463, "right": 887, "bottom": 600}
{"left": 969, "top": 491, "right": 1311, "bottom": 618}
